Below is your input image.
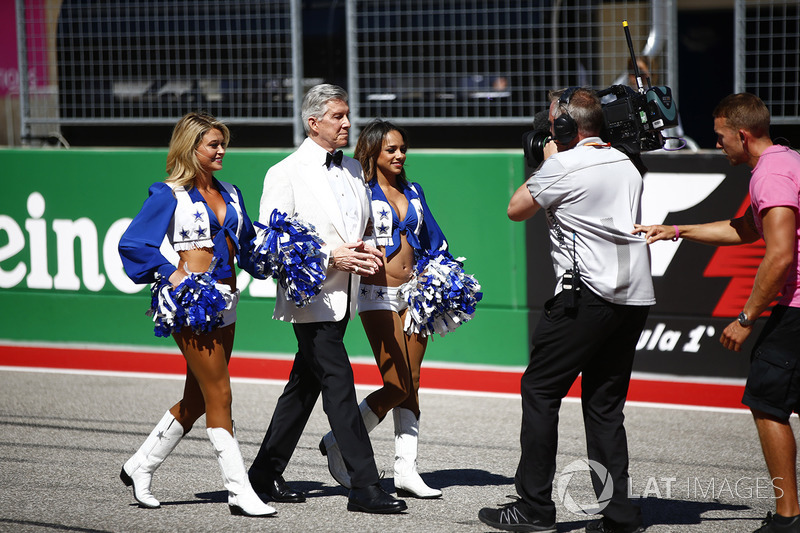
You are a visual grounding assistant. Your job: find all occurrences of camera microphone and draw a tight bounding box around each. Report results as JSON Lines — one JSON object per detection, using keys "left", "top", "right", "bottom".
{"left": 532, "top": 109, "right": 550, "bottom": 131}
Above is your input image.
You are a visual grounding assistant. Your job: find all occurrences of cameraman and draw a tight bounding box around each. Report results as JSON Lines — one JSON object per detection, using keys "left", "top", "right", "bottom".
{"left": 478, "top": 87, "right": 653, "bottom": 533}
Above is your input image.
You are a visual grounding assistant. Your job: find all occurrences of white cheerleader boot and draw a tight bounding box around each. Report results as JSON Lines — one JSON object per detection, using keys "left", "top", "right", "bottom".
{"left": 207, "top": 426, "right": 277, "bottom": 517}
{"left": 393, "top": 408, "right": 442, "bottom": 499}
{"left": 319, "top": 400, "right": 381, "bottom": 489}
{"left": 120, "top": 410, "right": 184, "bottom": 508}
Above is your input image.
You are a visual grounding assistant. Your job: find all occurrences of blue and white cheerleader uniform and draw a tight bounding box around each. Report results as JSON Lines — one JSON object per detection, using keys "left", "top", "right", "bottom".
{"left": 119, "top": 178, "right": 261, "bottom": 333}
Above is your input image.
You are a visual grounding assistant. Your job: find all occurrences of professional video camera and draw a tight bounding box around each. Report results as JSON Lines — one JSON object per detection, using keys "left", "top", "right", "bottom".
{"left": 522, "top": 21, "right": 679, "bottom": 168}
{"left": 597, "top": 83, "right": 678, "bottom": 156}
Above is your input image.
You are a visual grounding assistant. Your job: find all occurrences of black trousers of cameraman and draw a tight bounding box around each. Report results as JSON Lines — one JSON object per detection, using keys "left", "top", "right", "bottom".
{"left": 514, "top": 283, "right": 650, "bottom": 528}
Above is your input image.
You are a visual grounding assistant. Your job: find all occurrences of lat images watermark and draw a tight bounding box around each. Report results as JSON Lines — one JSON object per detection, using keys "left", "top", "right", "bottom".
{"left": 628, "top": 476, "right": 783, "bottom": 501}
{"left": 556, "top": 460, "right": 783, "bottom": 518}
{"left": 556, "top": 459, "right": 614, "bottom": 516}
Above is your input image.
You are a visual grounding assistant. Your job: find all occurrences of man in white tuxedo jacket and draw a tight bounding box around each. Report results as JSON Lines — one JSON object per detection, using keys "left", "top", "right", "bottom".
{"left": 248, "top": 84, "right": 407, "bottom": 514}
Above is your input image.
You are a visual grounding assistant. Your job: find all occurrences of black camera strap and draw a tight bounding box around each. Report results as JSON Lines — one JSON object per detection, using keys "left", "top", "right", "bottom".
{"left": 561, "top": 231, "right": 580, "bottom": 310}
{"left": 570, "top": 231, "right": 579, "bottom": 277}
{"left": 546, "top": 207, "right": 581, "bottom": 276}
{"left": 548, "top": 205, "right": 581, "bottom": 309}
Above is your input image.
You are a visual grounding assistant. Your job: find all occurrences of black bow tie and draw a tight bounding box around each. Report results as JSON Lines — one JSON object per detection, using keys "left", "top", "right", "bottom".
{"left": 325, "top": 150, "right": 343, "bottom": 168}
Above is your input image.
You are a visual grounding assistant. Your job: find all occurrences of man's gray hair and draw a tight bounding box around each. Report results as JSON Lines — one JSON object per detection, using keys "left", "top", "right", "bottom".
{"left": 301, "top": 84, "right": 349, "bottom": 134}
{"left": 549, "top": 87, "right": 603, "bottom": 137}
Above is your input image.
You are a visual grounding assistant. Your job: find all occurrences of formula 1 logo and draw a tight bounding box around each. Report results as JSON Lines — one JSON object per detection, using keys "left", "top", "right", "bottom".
{"left": 703, "top": 197, "right": 769, "bottom": 317}
{"left": 642, "top": 173, "right": 769, "bottom": 318}
{"left": 641, "top": 172, "right": 726, "bottom": 277}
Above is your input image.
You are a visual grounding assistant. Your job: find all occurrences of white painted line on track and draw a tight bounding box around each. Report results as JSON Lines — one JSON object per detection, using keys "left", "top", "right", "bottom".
{"left": 1, "top": 364, "right": 757, "bottom": 415}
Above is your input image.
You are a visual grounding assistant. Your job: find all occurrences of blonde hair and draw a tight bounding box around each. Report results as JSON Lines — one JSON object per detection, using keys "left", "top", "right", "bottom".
{"left": 165, "top": 112, "right": 230, "bottom": 188}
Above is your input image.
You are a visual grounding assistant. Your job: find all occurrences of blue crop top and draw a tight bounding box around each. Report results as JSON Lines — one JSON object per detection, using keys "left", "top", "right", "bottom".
{"left": 118, "top": 178, "right": 261, "bottom": 284}
{"left": 368, "top": 179, "right": 448, "bottom": 258}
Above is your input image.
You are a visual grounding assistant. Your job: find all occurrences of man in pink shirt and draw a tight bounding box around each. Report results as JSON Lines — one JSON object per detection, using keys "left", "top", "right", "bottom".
{"left": 636, "top": 93, "right": 800, "bottom": 533}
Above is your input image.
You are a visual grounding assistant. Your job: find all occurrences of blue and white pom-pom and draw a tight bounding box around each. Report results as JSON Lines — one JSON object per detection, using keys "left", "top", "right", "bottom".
{"left": 399, "top": 250, "right": 483, "bottom": 338}
{"left": 147, "top": 266, "right": 227, "bottom": 337}
{"left": 252, "top": 209, "right": 326, "bottom": 307}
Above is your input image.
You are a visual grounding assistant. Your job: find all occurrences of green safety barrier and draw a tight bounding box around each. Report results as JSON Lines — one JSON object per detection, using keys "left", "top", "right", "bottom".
{"left": 1, "top": 148, "right": 530, "bottom": 366}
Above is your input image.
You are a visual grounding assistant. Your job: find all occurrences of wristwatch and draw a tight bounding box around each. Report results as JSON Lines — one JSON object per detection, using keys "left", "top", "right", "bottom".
{"left": 737, "top": 311, "right": 755, "bottom": 327}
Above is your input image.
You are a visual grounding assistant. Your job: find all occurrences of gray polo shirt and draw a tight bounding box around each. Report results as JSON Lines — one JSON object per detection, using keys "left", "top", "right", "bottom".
{"left": 526, "top": 137, "right": 655, "bottom": 306}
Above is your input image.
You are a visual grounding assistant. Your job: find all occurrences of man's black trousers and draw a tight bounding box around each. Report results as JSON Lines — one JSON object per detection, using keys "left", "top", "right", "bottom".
{"left": 249, "top": 317, "right": 380, "bottom": 489}
{"left": 515, "top": 285, "right": 650, "bottom": 527}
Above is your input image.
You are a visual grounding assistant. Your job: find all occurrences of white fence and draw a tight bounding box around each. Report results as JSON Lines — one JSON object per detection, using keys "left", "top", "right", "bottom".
{"left": 7, "top": 0, "right": 797, "bottom": 146}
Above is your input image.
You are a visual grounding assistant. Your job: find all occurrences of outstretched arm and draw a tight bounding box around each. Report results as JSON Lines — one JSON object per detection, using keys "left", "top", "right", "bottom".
{"left": 634, "top": 207, "right": 761, "bottom": 246}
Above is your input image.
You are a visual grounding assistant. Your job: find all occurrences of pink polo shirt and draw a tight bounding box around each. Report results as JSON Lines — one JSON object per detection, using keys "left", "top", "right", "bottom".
{"left": 749, "top": 145, "right": 800, "bottom": 307}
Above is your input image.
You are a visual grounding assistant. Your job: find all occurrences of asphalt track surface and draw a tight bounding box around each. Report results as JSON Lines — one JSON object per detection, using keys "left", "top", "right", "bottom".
{"left": 0, "top": 349, "right": 794, "bottom": 533}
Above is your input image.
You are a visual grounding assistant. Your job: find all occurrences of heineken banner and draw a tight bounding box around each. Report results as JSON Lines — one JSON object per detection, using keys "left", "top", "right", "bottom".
{"left": 1, "top": 148, "right": 760, "bottom": 377}
{"left": 0, "top": 148, "right": 528, "bottom": 367}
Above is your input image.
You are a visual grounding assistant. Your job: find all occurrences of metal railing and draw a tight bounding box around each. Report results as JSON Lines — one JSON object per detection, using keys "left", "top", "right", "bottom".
{"left": 16, "top": 0, "right": 303, "bottom": 144}
{"left": 12, "top": 0, "right": 797, "bottom": 146}
{"left": 346, "top": 0, "right": 676, "bottom": 140}
{"left": 735, "top": 0, "right": 799, "bottom": 125}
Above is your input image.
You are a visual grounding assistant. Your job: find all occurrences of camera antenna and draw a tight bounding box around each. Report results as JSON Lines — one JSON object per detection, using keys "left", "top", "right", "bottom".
{"left": 623, "top": 20, "right": 648, "bottom": 94}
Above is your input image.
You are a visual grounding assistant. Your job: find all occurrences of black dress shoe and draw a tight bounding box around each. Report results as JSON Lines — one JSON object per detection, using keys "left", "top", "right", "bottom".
{"left": 347, "top": 483, "right": 407, "bottom": 514}
{"left": 249, "top": 473, "right": 306, "bottom": 503}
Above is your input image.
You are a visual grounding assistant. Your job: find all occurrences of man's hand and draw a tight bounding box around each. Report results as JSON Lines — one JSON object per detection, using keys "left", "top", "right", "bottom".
{"left": 720, "top": 320, "right": 753, "bottom": 352}
{"left": 632, "top": 224, "right": 676, "bottom": 244}
{"left": 543, "top": 139, "right": 559, "bottom": 160}
{"left": 358, "top": 240, "right": 383, "bottom": 261}
{"left": 330, "top": 240, "right": 382, "bottom": 276}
